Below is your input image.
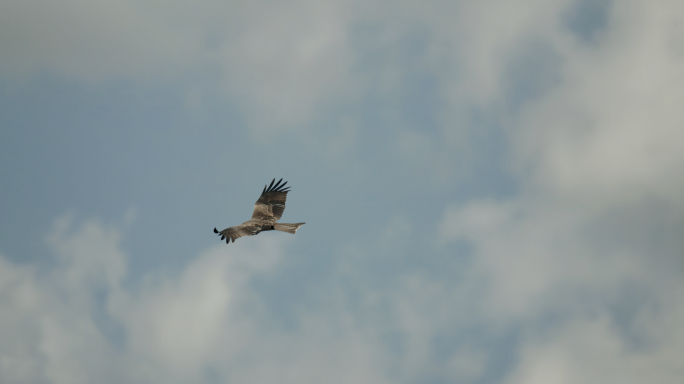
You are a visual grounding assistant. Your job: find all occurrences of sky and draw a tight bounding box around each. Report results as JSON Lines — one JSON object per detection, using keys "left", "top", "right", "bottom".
{"left": 1, "top": 0, "right": 683, "bottom": 383}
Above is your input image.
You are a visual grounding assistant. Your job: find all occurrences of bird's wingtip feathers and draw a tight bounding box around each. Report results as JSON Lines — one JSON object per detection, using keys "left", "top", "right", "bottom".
{"left": 273, "top": 178, "right": 283, "bottom": 189}
{"left": 263, "top": 178, "right": 291, "bottom": 194}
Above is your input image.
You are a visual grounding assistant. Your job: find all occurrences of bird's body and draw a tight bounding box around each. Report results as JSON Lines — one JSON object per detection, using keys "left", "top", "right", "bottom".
{"left": 214, "top": 178, "right": 305, "bottom": 244}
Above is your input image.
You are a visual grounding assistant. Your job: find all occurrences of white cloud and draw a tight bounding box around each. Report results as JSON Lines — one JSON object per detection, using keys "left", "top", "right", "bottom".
{"left": 426, "top": 0, "right": 572, "bottom": 106}
{"left": 0, "top": 215, "right": 395, "bottom": 384}
{"left": 361, "top": 0, "right": 684, "bottom": 192}
{"left": 0, "top": 0, "right": 360, "bottom": 136}
{"left": 114, "top": 238, "right": 284, "bottom": 381}
{"left": 0, "top": 217, "right": 126, "bottom": 384}
{"left": 436, "top": 1, "right": 684, "bottom": 382}
{"left": 502, "top": 310, "right": 684, "bottom": 384}
{"left": 218, "top": 0, "right": 358, "bottom": 136}
{"left": 438, "top": 194, "right": 684, "bottom": 382}
{"left": 0, "top": 0, "right": 204, "bottom": 82}
{"left": 514, "top": 0, "right": 684, "bottom": 209}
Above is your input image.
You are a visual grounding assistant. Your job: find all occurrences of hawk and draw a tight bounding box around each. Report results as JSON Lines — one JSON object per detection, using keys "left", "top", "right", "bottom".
{"left": 214, "top": 178, "right": 305, "bottom": 244}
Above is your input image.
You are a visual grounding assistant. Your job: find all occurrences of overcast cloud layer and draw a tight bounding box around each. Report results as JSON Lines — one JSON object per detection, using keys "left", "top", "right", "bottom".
{"left": 1, "top": 0, "right": 683, "bottom": 383}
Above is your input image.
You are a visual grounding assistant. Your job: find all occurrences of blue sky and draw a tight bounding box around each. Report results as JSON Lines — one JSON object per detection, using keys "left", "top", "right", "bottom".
{"left": 2, "top": 0, "right": 684, "bottom": 383}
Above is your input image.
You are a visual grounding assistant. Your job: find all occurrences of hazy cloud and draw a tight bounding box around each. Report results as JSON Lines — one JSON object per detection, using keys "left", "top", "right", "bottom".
{"left": 0, "top": 217, "right": 395, "bottom": 384}
{"left": 515, "top": 0, "right": 684, "bottom": 209}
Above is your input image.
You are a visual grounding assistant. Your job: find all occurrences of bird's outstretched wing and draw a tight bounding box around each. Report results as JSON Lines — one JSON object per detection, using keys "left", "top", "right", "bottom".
{"left": 251, "top": 178, "right": 291, "bottom": 221}
{"left": 213, "top": 226, "right": 260, "bottom": 244}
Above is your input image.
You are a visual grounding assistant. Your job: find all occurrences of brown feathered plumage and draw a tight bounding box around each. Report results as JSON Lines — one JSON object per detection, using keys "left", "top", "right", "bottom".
{"left": 213, "top": 178, "right": 305, "bottom": 244}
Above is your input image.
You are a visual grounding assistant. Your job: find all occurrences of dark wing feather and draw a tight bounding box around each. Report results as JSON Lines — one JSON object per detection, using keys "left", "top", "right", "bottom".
{"left": 215, "top": 225, "right": 260, "bottom": 244}
{"left": 251, "top": 178, "right": 291, "bottom": 221}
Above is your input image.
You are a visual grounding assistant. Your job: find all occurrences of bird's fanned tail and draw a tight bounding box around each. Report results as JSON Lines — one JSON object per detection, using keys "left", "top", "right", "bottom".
{"left": 273, "top": 223, "right": 305, "bottom": 234}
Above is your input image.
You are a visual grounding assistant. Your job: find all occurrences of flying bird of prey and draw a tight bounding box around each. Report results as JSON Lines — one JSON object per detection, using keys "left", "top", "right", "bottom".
{"left": 214, "top": 178, "right": 305, "bottom": 244}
